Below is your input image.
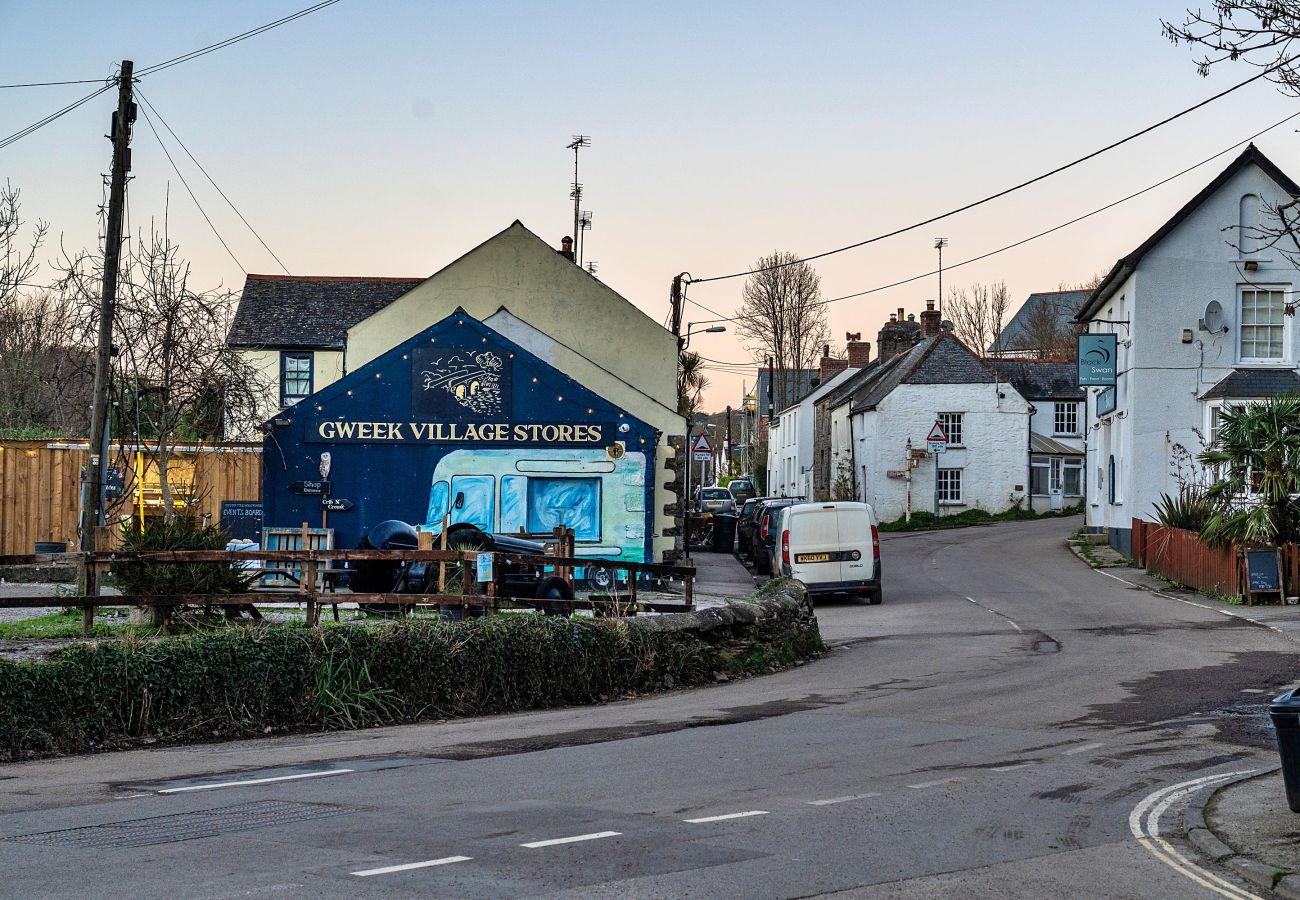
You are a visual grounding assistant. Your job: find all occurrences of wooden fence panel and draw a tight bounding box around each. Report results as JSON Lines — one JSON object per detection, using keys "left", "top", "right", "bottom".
{"left": 0, "top": 441, "right": 262, "bottom": 556}
{"left": 1132, "top": 518, "right": 1240, "bottom": 597}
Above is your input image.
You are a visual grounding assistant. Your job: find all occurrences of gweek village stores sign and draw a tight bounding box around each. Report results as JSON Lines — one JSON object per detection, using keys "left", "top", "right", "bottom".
{"left": 308, "top": 420, "right": 614, "bottom": 445}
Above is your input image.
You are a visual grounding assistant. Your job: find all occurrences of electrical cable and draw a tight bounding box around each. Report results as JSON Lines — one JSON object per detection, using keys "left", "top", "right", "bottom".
{"left": 0, "top": 78, "right": 111, "bottom": 89}
{"left": 688, "top": 56, "right": 1298, "bottom": 285}
{"left": 135, "top": 99, "right": 245, "bottom": 272}
{"left": 0, "top": 81, "right": 114, "bottom": 151}
{"left": 136, "top": 88, "right": 291, "bottom": 274}
{"left": 684, "top": 108, "right": 1300, "bottom": 325}
{"left": 135, "top": 0, "right": 345, "bottom": 78}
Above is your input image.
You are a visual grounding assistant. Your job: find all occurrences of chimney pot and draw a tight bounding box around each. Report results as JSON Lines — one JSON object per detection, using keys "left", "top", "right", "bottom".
{"left": 920, "top": 301, "right": 942, "bottom": 337}
{"left": 559, "top": 236, "right": 575, "bottom": 262}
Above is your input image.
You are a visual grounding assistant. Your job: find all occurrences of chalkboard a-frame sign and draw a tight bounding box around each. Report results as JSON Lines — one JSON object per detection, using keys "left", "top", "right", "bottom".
{"left": 1244, "top": 549, "right": 1283, "bottom": 604}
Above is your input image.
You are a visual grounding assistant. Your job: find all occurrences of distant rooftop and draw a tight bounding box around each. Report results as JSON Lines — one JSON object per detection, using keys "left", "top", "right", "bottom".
{"left": 989, "top": 290, "right": 1088, "bottom": 355}
{"left": 227, "top": 274, "right": 426, "bottom": 349}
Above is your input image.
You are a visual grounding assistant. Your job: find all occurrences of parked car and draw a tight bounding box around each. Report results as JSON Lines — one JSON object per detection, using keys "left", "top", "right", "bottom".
{"left": 696, "top": 486, "right": 736, "bottom": 516}
{"left": 728, "top": 479, "right": 757, "bottom": 505}
{"left": 736, "top": 496, "right": 769, "bottom": 558}
{"left": 775, "top": 501, "right": 882, "bottom": 604}
{"left": 752, "top": 497, "right": 804, "bottom": 575}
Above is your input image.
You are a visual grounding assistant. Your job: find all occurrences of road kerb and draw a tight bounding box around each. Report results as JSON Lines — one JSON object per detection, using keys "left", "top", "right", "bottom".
{"left": 1182, "top": 767, "right": 1296, "bottom": 897}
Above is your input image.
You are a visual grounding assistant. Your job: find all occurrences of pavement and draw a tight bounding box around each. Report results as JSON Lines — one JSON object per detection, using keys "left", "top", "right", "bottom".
{"left": 3, "top": 516, "right": 1299, "bottom": 898}
{"left": 684, "top": 547, "right": 760, "bottom": 605}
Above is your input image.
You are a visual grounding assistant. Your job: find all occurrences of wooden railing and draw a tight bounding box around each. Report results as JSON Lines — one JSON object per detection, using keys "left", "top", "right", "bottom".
{"left": 0, "top": 547, "right": 696, "bottom": 634}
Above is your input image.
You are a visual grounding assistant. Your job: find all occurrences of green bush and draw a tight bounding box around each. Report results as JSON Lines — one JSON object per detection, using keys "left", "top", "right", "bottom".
{"left": 0, "top": 610, "right": 822, "bottom": 759}
{"left": 110, "top": 516, "right": 254, "bottom": 596}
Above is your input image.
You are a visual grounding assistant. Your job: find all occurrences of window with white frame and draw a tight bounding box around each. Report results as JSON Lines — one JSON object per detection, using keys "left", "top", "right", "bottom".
{"left": 937, "top": 467, "right": 962, "bottom": 504}
{"left": 1064, "top": 459, "right": 1083, "bottom": 496}
{"left": 1053, "top": 402, "right": 1078, "bottom": 435}
{"left": 1207, "top": 403, "right": 1223, "bottom": 448}
{"left": 937, "top": 412, "right": 963, "bottom": 447}
{"left": 280, "top": 351, "right": 313, "bottom": 406}
{"left": 1239, "top": 288, "right": 1287, "bottom": 362}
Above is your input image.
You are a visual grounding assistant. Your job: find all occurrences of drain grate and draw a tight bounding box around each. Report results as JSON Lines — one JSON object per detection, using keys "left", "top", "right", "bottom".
{"left": 3, "top": 800, "right": 352, "bottom": 849}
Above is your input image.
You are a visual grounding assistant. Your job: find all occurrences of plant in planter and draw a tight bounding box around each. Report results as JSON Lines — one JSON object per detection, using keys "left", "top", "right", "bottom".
{"left": 1198, "top": 394, "right": 1300, "bottom": 547}
{"left": 110, "top": 515, "right": 255, "bottom": 626}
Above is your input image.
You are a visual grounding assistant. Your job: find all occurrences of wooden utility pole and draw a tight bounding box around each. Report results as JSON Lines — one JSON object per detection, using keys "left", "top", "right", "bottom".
{"left": 80, "top": 60, "right": 134, "bottom": 594}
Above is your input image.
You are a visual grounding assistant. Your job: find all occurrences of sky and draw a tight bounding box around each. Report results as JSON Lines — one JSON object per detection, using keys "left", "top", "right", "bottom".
{"left": 4, "top": 1, "right": 1300, "bottom": 412}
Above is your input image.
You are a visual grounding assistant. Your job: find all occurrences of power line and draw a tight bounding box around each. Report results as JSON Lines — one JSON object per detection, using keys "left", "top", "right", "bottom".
{"left": 136, "top": 89, "right": 291, "bottom": 274}
{"left": 685, "top": 109, "right": 1300, "bottom": 325}
{"left": 0, "top": 78, "right": 111, "bottom": 89}
{"left": 0, "top": 81, "right": 114, "bottom": 151}
{"left": 688, "top": 56, "right": 1297, "bottom": 285}
{"left": 135, "top": 0, "right": 345, "bottom": 78}
{"left": 135, "top": 98, "right": 245, "bottom": 272}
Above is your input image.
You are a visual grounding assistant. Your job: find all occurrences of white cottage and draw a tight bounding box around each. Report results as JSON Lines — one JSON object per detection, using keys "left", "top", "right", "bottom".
{"left": 1077, "top": 144, "right": 1300, "bottom": 554}
{"left": 766, "top": 361, "right": 861, "bottom": 498}
{"left": 846, "top": 307, "right": 1031, "bottom": 522}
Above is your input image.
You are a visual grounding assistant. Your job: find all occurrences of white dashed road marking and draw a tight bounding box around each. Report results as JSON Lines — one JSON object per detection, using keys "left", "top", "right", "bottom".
{"left": 807, "top": 793, "right": 880, "bottom": 806}
{"left": 157, "top": 769, "right": 355, "bottom": 793}
{"left": 1061, "top": 742, "right": 1105, "bottom": 756}
{"left": 352, "top": 856, "right": 472, "bottom": 877}
{"left": 991, "top": 764, "right": 1031, "bottom": 772}
{"left": 907, "top": 778, "right": 965, "bottom": 790}
{"left": 521, "top": 831, "right": 621, "bottom": 848}
{"left": 683, "top": 810, "right": 769, "bottom": 823}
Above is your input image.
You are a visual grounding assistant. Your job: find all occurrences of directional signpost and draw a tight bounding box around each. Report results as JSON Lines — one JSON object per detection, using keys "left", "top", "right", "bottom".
{"left": 290, "top": 480, "right": 330, "bottom": 497}
{"left": 321, "top": 498, "right": 354, "bottom": 512}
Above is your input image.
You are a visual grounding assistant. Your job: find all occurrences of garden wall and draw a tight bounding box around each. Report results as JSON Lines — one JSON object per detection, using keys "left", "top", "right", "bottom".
{"left": 1132, "top": 518, "right": 1240, "bottom": 597}
{"left": 0, "top": 584, "right": 821, "bottom": 760}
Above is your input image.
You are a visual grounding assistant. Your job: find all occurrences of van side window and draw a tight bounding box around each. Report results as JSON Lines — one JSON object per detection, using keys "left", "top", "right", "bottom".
{"left": 426, "top": 480, "right": 449, "bottom": 527}
{"left": 501, "top": 475, "right": 527, "bottom": 534}
{"left": 527, "top": 477, "right": 601, "bottom": 541}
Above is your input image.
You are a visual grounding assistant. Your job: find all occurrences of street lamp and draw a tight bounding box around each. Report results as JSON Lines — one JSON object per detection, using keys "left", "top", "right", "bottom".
{"left": 682, "top": 322, "right": 727, "bottom": 350}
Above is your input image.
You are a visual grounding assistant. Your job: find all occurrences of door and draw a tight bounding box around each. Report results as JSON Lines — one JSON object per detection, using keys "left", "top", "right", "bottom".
{"left": 836, "top": 505, "right": 872, "bottom": 584}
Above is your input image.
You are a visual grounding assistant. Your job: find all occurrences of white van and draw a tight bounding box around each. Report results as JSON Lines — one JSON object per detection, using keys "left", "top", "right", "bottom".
{"left": 777, "top": 501, "right": 882, "bottom": 603}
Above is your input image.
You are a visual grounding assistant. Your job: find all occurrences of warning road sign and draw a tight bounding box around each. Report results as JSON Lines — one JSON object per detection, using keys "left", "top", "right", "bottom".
{"left": 926, "top": 421, "right": 948, "bottom": 455}
{"left": 691, "top": 433, "right": 713, "bottom": 461}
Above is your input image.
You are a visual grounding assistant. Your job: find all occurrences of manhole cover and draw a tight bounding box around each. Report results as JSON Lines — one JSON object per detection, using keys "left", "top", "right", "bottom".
{"left": 3, "top": 800, "right": 352, "bottom": 849}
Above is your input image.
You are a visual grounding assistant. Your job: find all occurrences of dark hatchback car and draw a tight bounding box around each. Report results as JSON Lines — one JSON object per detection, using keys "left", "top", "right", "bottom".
{"left": 736, "top": 496, "right": 768, "bottom": 559}
{"left": 752, "top": 497, "right": 804, "bottom": 575}
{"left": 728, "top": 479, "right": 758, "bottom": 505}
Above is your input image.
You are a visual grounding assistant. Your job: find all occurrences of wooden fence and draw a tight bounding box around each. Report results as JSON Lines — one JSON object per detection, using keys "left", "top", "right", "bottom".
{"left": 1131, "top": 519, "right": 1241, "bottom": 598}
{"left": 0, "top": 440, "right": 262, "bottom": 557}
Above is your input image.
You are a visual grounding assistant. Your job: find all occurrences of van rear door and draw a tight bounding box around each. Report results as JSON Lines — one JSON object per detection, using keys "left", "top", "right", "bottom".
{"left": 788, "top": 505, "right": 839, "bottom": 584}
{"left": 836, "top": 504, "right": 873, "bottom": 583}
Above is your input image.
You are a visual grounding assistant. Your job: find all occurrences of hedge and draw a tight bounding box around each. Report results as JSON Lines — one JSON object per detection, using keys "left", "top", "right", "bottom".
{"left": 0, "top": 607, "right": 823, "bottom": 760}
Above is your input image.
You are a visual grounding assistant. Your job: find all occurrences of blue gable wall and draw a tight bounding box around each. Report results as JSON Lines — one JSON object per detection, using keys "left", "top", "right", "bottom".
{"left": 262, "top": 311, "right": 657, "bottom": 554}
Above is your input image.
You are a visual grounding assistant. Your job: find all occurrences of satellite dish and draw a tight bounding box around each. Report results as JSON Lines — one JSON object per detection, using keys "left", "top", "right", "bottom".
{"left": 1201, "top": 300, "right": 1225, "bottom": 334}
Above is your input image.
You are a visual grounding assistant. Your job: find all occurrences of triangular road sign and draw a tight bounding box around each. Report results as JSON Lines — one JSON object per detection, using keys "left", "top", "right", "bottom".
{"left": 926, "top": 421, "right": 948, "bottom": 443}
{"left": 692, "top": 433, "right": 713, "bottom": 453}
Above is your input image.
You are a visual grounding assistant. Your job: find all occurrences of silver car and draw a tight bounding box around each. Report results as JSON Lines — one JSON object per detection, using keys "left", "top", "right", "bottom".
{"left": 697, "top": 487, "right": 736, "bottom": 516}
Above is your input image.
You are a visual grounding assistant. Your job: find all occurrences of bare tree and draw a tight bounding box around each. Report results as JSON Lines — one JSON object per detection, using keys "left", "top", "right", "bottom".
{"left": 60, "top": 228, "right": 271, "bottom": 519}
{"left": 0, "top": 182, "right": 47, "bottom": 316}
{"left": 0, "top": 291, "right": 94, "bottom": 436}
{"left": 1058, "top": 273, "right": 1105, "bottom": 293}
{"left": 735, "top": 251, "right": 830, "bottom": 409}
{"left": 947, "top": 282, "right": 1010, "bottom": 354}
{"left": 1022, "top": 300, "right": 1077, "bottom": 359}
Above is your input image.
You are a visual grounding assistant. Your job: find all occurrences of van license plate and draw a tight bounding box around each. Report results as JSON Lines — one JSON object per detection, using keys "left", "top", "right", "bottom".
{"left": 796, "top": 553, "right": 831, "bottom": 563}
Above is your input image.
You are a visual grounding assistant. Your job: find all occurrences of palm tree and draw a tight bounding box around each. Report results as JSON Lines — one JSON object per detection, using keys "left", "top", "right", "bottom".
{"left": 1198, "top": 394, "right": 1300, "bottom": 546}
{"left": 677, "top": 350, "right": 709, "bottom": 418}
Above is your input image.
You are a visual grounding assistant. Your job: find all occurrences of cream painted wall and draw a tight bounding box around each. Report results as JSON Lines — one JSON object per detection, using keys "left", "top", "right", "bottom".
{"left": 346, "top": 222, "right": 676, "bottom": 407}
{"left": 234, "top": 347, "right": 344, "bottom": 437}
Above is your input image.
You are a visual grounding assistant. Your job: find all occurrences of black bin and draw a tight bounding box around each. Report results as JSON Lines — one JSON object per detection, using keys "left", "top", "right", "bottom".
{"left": 1270, "top": 688, "right": 1300, "bottom": 813}
{"left": 712, "top": 514, "right": 737, "bottom": 553}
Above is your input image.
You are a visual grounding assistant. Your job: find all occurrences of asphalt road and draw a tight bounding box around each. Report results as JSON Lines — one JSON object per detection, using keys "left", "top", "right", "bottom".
{"left": 1, "top": 517, "right": 1295, "bottom": 899}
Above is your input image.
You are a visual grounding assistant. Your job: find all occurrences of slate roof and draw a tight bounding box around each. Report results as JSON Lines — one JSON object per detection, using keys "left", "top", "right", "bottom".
{"left": 1201, "top": 368, "right": 1300, "bottom": 400}
{"left": 776, "top": 366, "right": 860, "bottom": 415}
{"left": 1078, "top": 144, "right": 1300, "bottom": 322}
{"left": 850, "top": 332, "right": 1008, "bottom": 413}
{"left": 828, "top": 358, "right": 885, "bottom": 408}
{"left": 227, "top": 275, "right": 426, "bottom": 349}
{"left": 756, "top": 368, "right": 819, "bottom": 415}
{"left": 987, "top": 359, "right": 1084, "bottom": 401}
{"left": 990, "top": 291, "right": 1089, "bottom": 354}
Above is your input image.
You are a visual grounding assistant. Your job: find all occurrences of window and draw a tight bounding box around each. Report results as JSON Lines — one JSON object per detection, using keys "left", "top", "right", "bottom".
{"left": 1064, "top": 460, "right": 1083, "bottom": 496}
{"left": 1107, "top": 454, "right": 1118, "bottom": 505}
{"left": 449, "top": 475, "right": 494, "bottom": 531}
{"left": 527, "top": 477, "right": 601, "bottom": 541}
{"left": 938, "top": 412, "right": 963, "bottom": 447}
{"left": 280, "top": 351, "right": 313, "bottom": 406}
{"left": 1053, "top": 402, "right": 1078, "bottom": 435}
{"left": 937, "top": 468, "right": 962, "bottom": 504}
{"left": 1208, "top": 403, "right": 1224, "bottom": 447}
{"left": 1239, "top": 288, "right": 1286, "bottom": 361}
{"left": 1049, "top": 458, "right": 1063, "bottom": 493}
{"left": 1030, "top": 459, "right": 1049, "bottom": 495}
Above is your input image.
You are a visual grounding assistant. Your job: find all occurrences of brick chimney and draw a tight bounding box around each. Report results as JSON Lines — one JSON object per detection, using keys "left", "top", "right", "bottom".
{"left": 847, "top": 338, "right": 871, "bottom": 368}
{"left": 920, "top": 299, "right": 941, "bottom": 337}
{"left": 818, "top": 342, "right": 848, "bottom": 383}
{"left": 559, "top": 236, "right": 575, "bottom": 261}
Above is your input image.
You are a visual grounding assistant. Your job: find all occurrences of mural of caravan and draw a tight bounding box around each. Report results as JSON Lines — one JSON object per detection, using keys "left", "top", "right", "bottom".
{"left": 423, "top": 448, "right": 648, "bottom": 585}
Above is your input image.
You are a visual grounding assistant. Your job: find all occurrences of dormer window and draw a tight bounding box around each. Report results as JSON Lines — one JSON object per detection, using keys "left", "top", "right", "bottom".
{"left": 1238, "top": 287, "right": 1286, "bottom": 363}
